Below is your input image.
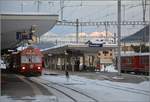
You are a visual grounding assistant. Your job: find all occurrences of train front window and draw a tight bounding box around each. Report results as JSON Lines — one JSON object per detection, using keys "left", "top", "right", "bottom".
{"left": 21, "top": 56, "right": 29, "bottom": 63}
{"left": 31, "top": 56, "right": 41, "bottom": 63}
{"left": 21, "top": 56, "right": 41, "bottom": 63}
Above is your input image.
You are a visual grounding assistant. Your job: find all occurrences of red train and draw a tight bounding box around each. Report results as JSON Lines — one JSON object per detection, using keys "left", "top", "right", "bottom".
{"left": 120, "top": 53, "right": 149, "bottom": 75}
{"left": 10, "top": 46, "right": 43, "bottom": 75}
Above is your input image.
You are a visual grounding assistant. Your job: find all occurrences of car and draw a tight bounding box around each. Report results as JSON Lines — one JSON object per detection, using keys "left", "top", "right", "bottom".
{"left": 0, "top": 59, "right": 6, "bottom": 69}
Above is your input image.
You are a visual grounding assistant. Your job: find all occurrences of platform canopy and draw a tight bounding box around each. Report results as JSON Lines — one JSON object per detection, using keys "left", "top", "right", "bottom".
{"left": 42, "top": 43, "right": 117, "bottom": 55}
{"left": 1, "top": 13, "right": 58, "bottom": 50}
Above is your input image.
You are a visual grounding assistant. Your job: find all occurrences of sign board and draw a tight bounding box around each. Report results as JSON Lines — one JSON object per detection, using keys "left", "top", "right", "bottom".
{"left": 85, "top": 40, "right": 103, "bottom": 47}
{"left": 16, "top": 32, "right": 22, "bottom": 40}
{"left": 16, "top": 32, "right": 32, "bottom": 40}
{"left": 89, "top": 43, "right": 103, "bottom": 47}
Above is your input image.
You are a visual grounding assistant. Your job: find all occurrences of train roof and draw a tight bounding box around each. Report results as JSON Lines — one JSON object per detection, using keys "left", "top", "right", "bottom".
{"left": 121, "top": 52, "right": 150, "bottom": 57}
{"left": 21, "top": 47, "right": 42, "bottom": 56}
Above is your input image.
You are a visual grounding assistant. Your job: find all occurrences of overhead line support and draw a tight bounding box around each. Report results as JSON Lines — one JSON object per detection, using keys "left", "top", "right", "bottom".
{"left": 57, "top": 21, "right": 149, "bottom": 26}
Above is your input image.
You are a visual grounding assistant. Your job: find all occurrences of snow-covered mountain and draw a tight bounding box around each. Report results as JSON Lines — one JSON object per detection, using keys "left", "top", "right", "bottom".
{"left": 40, "top": 31, "right": 115, "bottom": 45}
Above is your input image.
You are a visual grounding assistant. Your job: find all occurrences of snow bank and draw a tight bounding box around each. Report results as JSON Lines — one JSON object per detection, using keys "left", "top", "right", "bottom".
{"left": 100, "top": 64, "right": 118, "bottom": 72}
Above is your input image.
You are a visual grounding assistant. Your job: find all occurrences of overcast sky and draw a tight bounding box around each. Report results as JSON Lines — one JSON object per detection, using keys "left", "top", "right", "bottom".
{"left": 0, "top": 0, "right": 149, "bottom": 37}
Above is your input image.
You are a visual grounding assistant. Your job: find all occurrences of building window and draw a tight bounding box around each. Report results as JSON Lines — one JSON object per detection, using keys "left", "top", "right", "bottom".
{"left": 98, "top": 52, "right": 101, "bottom": 56}
{"left": 103, "top": 51, "right": 109, "bottom": 56}
{"left": 110, "top": 53, "right": 112, "bottom": 56}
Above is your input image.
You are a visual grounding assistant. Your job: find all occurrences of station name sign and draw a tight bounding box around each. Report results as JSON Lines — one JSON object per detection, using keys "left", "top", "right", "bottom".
{"left": 16, "top": 32, "right": 32, "bottom": 40}
{"left": 88, "top": 43, "right": 103, "bottom": 47}
{"left": 86, "top": 40, "right": 104, "bottom": 47}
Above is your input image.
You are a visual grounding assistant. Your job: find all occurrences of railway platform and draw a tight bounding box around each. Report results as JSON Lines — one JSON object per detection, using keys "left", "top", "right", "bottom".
{"left": 1, "top": 72, "right": 54, "bottom": 101}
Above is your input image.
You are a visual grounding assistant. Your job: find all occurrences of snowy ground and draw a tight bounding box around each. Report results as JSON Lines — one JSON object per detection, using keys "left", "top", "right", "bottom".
{"left": 1, "top": 74, "right": 150, "bottom": 102}
{"left": 100, "top": 64, "right": 118, "bottom": 72}
{"left": 34, "top": 74, "right": 150, "bottom": 102}
{"left": 1, "top": 65, "right": 149, "bottom": 102}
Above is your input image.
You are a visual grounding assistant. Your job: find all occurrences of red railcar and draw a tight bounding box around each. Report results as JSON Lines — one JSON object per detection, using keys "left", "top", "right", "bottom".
{"left": 120, "top": 53, "right": 149, "bottom": 74}
{"left": 10, "top": 46, "right": 43, "bottom": 75}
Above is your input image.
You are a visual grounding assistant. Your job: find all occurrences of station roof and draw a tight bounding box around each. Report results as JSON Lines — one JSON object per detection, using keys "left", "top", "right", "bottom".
{"left": 42, "top": 43, "right": 117, "bottom": 55}
{"left": 1, "top": 13, "right": 58, "bottom": 50}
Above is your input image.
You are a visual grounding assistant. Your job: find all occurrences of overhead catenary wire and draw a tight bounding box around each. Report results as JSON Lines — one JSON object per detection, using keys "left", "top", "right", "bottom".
{"left": 1, "top": 0, "right": 146, "bottom": 1}
{"left": 3, "top": 0, "right": 148, "bottom": 22}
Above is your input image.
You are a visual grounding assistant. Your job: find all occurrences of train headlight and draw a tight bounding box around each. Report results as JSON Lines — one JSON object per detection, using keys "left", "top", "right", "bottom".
{"left": 22, "top": 67, "right": 26, "bottom": 70}
{"left": 37, "top": 66, "right": 41, "bottom": 70}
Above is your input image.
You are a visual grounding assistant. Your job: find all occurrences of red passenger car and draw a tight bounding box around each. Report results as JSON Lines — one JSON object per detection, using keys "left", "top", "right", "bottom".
{"left": 120, "top": 53, "right": 149, "bottom": 74}
{"left": 11, "top": 46, "right": 43, "bottom": 75}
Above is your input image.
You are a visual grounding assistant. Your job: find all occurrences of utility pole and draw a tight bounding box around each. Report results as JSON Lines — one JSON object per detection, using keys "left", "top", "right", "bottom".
{"left": 76, "top": 19, "right": 79, "bottom": 43}
{"left": 117, "top": 0, "right": 121, "bottom": 76}
{"left": 142, "top": 0, "right": 146, "bottom": 23}
{"left": 122, "top": 4, "right": 125, "bottom": 21}
{"left": 21, "top": 0, "right": 23, "bottom": 12}
{"left": 142, "top": 0, "right": 147, "bottom": 44}
{"left": 60, "top": 0, "right": 64, "bottom": 21}
{"left": 104, "top": 22, "right": 108, "bottom": 43}
{"left": 37, "top": 0, "right": 40, "bottom": 12}
{"left": 114, "top": 33, "right": 117, "bottom": 44}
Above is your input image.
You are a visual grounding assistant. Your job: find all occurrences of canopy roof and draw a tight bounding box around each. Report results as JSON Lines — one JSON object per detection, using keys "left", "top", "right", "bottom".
{"left": 1, "top": 13, "right": 58, "bottom": 49}
{"left": 42, "top": 43, "right": 117, "bottom": 55}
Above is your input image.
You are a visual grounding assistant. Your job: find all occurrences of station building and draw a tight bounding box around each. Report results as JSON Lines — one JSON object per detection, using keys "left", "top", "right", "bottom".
{"left": 42, "top": 43, "right": 117, "bottom": 72}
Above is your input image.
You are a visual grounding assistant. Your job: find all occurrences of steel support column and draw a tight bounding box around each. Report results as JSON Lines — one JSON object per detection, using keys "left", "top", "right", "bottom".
{"left": 117, "top": 0, "right": 121, "bottom": 76}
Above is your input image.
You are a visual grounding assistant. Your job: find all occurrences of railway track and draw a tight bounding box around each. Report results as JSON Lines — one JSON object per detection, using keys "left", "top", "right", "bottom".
{"left": 30, "top": 77, "right": 99, "bottom": 102}
{"left": 42, "top": 83, "right": 78, "bottom": 102}
{"left": 30, "top": 75, "right": 149, "bottom": 102}
{"left": 51, "top": 82, "right": 98, "bottom": 102}
{"left": 94, "top": 82, "right": 149, "bottom": 96}
{"left": 71, "top": 78, "right": 150, "bottom": 96}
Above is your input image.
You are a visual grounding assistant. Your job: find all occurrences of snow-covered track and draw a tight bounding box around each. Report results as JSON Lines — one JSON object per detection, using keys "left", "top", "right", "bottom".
{"left": 49, "top": 82, "right": 99, "bottom": 102}
{"left": 42, "top": 83, "right": 78, "bottom": 102}
{"left": 71, "top": 79, "right": 150, "bottom": 96}
{"left": 30, "top": 77, "right": 98, "bottom": 102}
{"left": 94, "top": 82, "right": 149, "bottom": 96}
